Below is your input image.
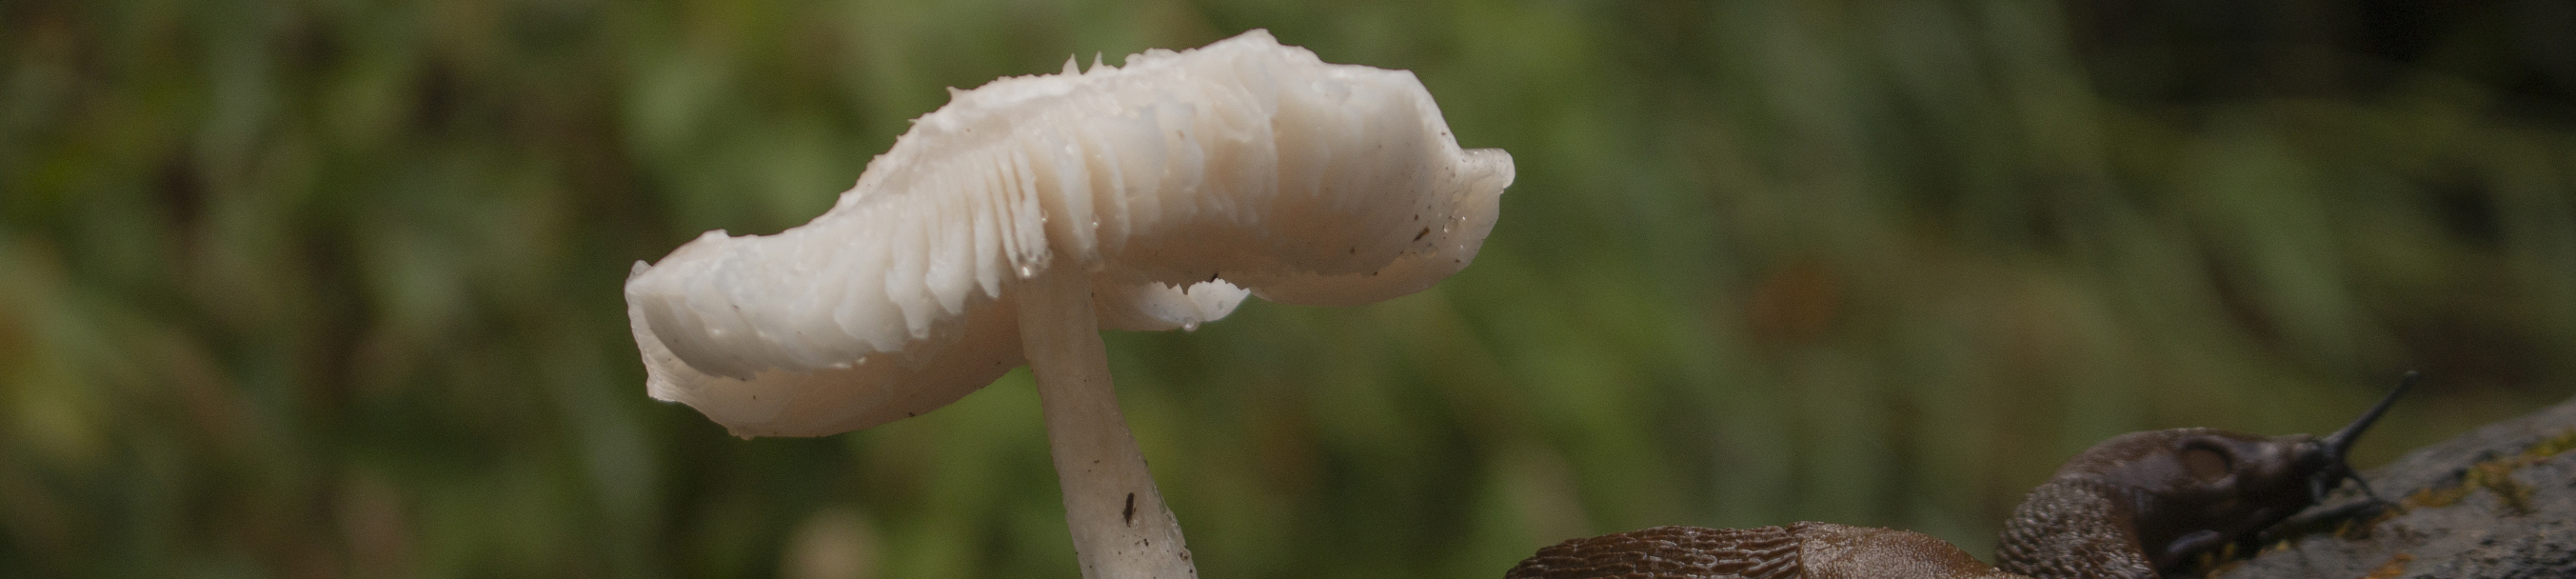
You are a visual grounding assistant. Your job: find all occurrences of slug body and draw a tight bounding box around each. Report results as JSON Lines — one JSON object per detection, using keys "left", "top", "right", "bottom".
{"left": 1507, "top": 377, "right": 2414, "bottom": 579}
{"left": 1507, "top": 523, "right": 2024, "bottom": 579}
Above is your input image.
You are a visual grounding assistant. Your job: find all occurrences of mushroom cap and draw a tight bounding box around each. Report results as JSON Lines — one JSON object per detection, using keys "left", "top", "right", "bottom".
{"left": 624, "top": 30, "right": 1514, "bottom": 437}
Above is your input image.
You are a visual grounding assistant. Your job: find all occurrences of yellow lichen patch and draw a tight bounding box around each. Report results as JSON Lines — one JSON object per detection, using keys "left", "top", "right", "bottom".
{"left": 2359, "top": 552, "right": 2413, "bottom": 579}
{"left": 2188, "top": 542, "right": 2259, "bottom": 577}
{"left": 2399, "top": 429, "right": 2574, "bottom": 515}
{"left": 2471, "top": 461, "right": 2536, "bottom": 514}
{"left": 2193, "top": 557, "right": 2245, "bottom": 579}
{"left": 2334, "top": 512, "right": 2395, "bottom": 540}
{"left": 2519, "top": 429, "right": 2576, "bottom": 462}
{"left": 2405, "top": 482, "right": 2473, "bottom": 509}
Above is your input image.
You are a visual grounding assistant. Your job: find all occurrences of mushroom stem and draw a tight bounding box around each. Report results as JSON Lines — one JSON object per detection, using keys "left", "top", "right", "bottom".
{"left": 1018, "top": 270, "right": 1197, "bottom": 579}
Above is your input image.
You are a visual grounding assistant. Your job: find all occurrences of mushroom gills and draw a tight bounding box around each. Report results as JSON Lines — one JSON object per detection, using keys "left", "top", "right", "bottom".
{"left": 623, "top": 30, "right": 1510, "bottom": 436}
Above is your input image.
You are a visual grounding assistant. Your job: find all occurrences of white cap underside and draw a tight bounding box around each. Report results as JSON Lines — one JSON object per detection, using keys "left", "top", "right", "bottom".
{"left": 624, "top": 30, "right": 1514, "bottom": 437}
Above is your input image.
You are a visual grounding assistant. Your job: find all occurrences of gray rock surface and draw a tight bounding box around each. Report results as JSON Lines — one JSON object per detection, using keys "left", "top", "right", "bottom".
{"left": 2205, "top": 399, "right": 2576, "bottom": 579}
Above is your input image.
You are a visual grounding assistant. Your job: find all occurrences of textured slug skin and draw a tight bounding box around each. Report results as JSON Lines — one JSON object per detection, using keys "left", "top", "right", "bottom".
{"left": 1503, "top": 523, "right": 2030, "bottom": 579}
{"left": 1991, "top": 479, "right": 2157, "bottom": 579}
{"left": 623, "top": 30, "right": 1514, "bottom": 438}
{"left": 1505, "top": 525, "right": 1801, "bottom": 579}
{"left": 1995, "top": 429, "right": 2330, "bottom": 579}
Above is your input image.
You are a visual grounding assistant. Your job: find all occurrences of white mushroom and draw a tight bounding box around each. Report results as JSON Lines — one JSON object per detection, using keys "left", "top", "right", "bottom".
{"left": 624, "top": 30, "right": 1511, "bottom": 579}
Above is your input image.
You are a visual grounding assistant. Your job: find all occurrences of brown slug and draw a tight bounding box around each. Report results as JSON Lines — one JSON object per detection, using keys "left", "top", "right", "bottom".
{"left": 1505, "top": 372, "right": 2416, "bottom": 579}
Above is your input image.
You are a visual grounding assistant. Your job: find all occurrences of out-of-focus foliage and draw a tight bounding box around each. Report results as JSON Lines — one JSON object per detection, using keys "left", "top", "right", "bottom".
{"left": 4, "top": 0, "right": 2572, "bottom": 577}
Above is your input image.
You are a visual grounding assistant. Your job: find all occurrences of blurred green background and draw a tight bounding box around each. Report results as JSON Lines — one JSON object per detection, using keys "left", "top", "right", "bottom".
{"left": 6, "top": 0, "right": 2574, "bottom": 577}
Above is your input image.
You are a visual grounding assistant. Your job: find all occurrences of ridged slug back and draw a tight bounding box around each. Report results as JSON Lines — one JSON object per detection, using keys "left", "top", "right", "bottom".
{"left": 1504, "top": 523, "right": 2028, "bottom": 579}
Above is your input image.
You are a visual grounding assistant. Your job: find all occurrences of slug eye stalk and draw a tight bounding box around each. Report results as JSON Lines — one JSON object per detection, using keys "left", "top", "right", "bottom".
{"left": 2310, "top": 370, "right": 2420, "bottom": 503}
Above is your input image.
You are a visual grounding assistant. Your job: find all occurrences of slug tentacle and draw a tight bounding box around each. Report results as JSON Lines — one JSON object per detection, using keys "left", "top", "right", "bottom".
{"left": 2311, "top": 370, "right": 2419, "bottom": 503}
